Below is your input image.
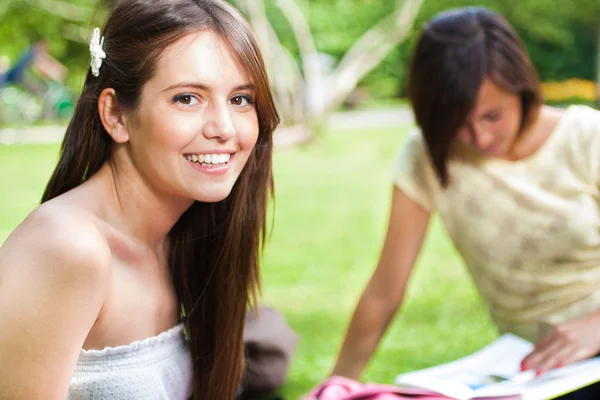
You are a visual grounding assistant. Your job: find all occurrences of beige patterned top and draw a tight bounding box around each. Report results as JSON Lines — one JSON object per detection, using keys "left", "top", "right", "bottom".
{"left": 394, "top": 105, "right": 600, "bottom": 341}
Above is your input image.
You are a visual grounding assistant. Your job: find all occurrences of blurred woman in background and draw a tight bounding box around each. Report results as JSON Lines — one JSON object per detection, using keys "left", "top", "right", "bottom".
{"left": 330, "top": 7, "right": 600, "bottom": 399}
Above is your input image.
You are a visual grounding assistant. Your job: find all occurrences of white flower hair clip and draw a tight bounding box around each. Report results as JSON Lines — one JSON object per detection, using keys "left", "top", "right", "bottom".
{"left": 89, "top": 27, "right": 106, "bottom": 77}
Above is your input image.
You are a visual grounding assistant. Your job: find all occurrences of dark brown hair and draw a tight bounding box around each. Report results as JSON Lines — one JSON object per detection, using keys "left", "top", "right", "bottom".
{"left": 41, "top": 0, "right": 279, "bottom": 398}
{"left": 406, "top": 6, "right": 542, "bottom": 187}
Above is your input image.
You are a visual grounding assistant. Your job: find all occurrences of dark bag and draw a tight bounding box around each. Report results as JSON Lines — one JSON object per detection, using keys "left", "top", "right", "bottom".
{"left": 241, "top": 306, "right": 299, "bottom": 397}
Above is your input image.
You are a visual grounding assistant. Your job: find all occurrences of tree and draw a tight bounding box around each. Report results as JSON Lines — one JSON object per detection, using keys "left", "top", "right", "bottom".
{"left": 3, "top": 0, "right": 597, "bottom": 126}
{"left": 234, "top": 0, "right": 424, "bottom": 145}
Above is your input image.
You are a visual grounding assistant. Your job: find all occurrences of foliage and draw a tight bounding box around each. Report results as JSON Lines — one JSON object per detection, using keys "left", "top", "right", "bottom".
{"left": 0, "top": 0, "right": 597, "bottom": 103}
{"left": 261, "top": 0, "right": 599, "bottom": 100}
{"left": 0, "top": 0, "right": 105, "bottom": 90}
{"left": 411, "top": 0, "right": 598, "bottom": 84}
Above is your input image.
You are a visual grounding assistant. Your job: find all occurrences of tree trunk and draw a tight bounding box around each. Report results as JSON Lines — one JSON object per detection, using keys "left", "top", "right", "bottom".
{"left": 273, "top": 0, "right": 325, "bottom": 127}
{"left": 326, "top": 0, "right": 424, "bottom": 115}
{"left": 236, "top": 0, "right": 424, "bottom": 145}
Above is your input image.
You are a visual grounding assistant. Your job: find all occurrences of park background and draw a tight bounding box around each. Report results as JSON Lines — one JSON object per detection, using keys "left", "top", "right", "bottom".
{"left": 1, "top": 0, "right": 599, "bottom": 398}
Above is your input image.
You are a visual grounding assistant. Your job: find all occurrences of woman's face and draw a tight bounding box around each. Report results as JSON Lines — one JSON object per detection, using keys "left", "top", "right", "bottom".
{"left": 456, "top": 78, "right": 522, "bottom": 159}
{"left": 124, "top": 30, "right": 259, "bottom": 203}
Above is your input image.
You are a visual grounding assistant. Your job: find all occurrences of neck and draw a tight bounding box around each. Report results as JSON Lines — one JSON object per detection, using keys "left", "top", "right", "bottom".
{"left": 506, "top": 105, "right": 563, "bottom": 161}
{"left": 89, "top": 153, "right": 194, "bottom": 249}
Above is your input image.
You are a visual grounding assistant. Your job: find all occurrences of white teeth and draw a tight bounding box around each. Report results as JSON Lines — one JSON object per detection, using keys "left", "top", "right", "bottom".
{"left": 186, "top": 153, "right": 231, "bottom": 165}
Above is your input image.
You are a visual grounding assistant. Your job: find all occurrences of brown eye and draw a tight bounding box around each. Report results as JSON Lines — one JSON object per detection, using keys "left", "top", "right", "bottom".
{"left": 229, "top": 95, "right": 253, "bottom": 107}
{"left": 173, "top": 94, "right": 198, "bottom": 106}
{"left": 178, "top": 95, "right": 192, "bottom": 105}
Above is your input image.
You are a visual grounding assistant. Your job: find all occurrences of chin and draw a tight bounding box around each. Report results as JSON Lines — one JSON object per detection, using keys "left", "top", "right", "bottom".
{"left": 195, "top": 187, "right": 235, "bottom": 203}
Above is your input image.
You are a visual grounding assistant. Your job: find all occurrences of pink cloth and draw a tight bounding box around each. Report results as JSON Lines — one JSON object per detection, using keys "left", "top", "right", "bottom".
{"left": 306, "top": 376, "right": 454, "bottom": 400}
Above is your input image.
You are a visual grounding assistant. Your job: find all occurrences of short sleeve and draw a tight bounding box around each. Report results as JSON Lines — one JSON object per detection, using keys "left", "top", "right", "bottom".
{"left": 392, "top": 129, "right": 438, "bottom": 211}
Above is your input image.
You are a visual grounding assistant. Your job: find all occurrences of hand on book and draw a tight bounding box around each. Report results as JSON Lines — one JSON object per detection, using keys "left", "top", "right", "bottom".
{"left": 520, "top": 312, "right": 600, "bottom": 376}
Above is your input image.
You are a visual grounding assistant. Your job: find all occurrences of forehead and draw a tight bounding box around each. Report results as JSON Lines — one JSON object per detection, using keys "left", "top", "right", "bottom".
{"left": 151, "top": 30, "right": 252, "bottom": 87}
{"left": 473, "top": 78, "right": 512, "bottom": 111}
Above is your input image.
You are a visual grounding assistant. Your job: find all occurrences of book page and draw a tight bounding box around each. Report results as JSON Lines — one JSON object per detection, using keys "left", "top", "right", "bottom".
{"left": 395, "top": 334, "right": 534, "bottom": 399}
{"left": 472, "top": 357, "right": 600, "bottom": 400}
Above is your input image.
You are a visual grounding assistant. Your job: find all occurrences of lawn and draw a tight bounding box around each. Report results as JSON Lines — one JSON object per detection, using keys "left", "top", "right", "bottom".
{"left": 0, "top": 125, "right": 498, "bottom": 398}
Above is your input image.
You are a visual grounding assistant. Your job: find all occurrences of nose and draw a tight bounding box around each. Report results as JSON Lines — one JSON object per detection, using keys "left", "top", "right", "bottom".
{"left": 202, "top": 103, "right": 235, "bottom": 141}
{"left": 467, "top": 123, "right": 494, "bottom": 150}
{"left": 474, "top": 130, "right": 495, "bottom": 150}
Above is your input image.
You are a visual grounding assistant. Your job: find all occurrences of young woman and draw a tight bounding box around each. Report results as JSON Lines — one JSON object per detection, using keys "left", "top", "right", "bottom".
{"left": 330, "top": 7, "right": 600, "bottom": 399}
{"left": 0, "top": 0, "right": 278, "bottom": 399}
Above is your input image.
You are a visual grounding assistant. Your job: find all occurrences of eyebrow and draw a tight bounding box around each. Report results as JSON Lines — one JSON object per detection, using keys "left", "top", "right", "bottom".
{"left": 162, "top": 83, "right": 255, "bottom": 92}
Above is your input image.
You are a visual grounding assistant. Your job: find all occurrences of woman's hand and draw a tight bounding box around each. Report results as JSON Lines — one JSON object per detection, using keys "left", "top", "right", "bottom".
{"left": 521, "top": 312, "right": 600, "bottom": 375}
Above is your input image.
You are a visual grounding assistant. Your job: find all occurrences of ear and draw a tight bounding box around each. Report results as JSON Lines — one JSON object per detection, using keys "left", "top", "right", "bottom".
{"left": 98, "top": 88, "right": 130, "bottom": 144}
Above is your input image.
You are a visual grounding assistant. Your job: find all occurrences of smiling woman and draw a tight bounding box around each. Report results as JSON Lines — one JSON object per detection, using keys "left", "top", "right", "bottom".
{"left": 0, "top": 1, "right": 278, "bottom": 400}
{"left": 104, "top": 30, "right": 262, "bottom": 204}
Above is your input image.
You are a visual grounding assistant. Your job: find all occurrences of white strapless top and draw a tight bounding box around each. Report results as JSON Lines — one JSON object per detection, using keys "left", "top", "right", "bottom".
{"left": 68, "top": 323, "right": 193, "bottom": 400}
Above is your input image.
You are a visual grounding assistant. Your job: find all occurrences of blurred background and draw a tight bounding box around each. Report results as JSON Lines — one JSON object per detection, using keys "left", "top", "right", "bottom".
{"left": 0, "top": 0, "right": 597, "bottom": 132}
{"left": 0, "top": 0, "right": 599, "bottom": 398}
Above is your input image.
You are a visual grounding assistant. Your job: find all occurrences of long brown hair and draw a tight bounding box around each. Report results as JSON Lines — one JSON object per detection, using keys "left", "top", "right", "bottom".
{"left": 41, "top": 0, "right": 279, "bottom": 398}
{"left": 406, "top": 7, "right": 542, "bottom": 187}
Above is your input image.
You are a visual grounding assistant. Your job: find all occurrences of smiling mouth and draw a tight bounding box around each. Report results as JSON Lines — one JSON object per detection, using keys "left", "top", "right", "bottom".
{"left": 184, "top": 153, "right": 232, "bottom": 167}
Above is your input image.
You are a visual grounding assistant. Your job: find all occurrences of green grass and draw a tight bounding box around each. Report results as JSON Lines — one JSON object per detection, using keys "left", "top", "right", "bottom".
{"left": 0, "top": 143, "right": 59, "bottom": 243}
{"left": 0, "top": 126, "right": 498, "bottom": 398}
{"left": 265, "top": 128, "right": 497, "bottom": 397}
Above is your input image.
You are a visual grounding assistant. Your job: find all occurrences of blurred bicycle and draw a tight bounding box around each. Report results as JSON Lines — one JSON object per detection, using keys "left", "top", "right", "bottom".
{"left": 0, "top": 41, "right": 73, "bottom": 127}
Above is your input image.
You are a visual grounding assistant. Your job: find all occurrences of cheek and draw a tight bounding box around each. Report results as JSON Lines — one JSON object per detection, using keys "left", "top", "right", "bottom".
{"left": 456, "top": 127, "right": 471, "bottom": 145}
{"left": 237, "top": 115, "right": 260, "bottom": 151}
{"left": 500, "top": 115, "right": 521, "bottom": 138}
{"left": 503, "top": 101, "right": 523, "bottom": 137}
{"left": 151, "top": 113, "right": 198, "bottom": 151}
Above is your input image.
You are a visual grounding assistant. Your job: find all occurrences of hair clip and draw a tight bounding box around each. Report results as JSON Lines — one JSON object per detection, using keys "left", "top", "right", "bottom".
{"left": 89, "top": 27, "right": 106, "bottom": 77}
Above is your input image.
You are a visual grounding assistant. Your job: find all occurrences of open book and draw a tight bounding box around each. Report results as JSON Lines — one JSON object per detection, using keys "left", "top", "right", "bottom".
{"left": 394, "top": 333, "right": 600, "bottom": 400}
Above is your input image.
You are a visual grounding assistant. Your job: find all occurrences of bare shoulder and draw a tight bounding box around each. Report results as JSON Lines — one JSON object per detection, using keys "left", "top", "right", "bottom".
{"left": 0, "top": 199, "right": 112, "bottom": 286}
{"left": 0, "top": 200, "right": 112, "bottom": 398}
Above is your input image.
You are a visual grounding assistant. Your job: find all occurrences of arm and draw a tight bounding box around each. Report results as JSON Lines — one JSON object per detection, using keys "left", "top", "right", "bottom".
{"left": 33, "top": 52, "right": 68, "bottom": 83}
{"left": 0, "top": 206, "right": 111, "bottom": 399}
{"left": 330, "top": 185, "right": 431, "bottom": 380}
{"left": 28, "top": 42, "right": 67, "bottom": 83}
